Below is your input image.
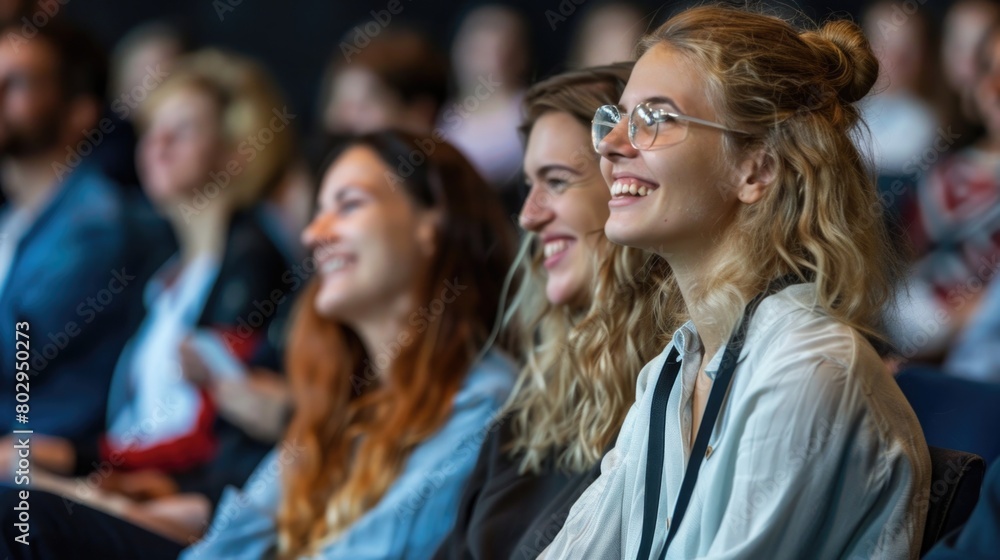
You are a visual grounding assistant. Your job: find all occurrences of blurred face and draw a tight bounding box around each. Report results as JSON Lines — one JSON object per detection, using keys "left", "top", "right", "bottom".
{"left": 598, "top": 45, "right": 741, "bottom": 256}
{"left": 323, "top": 67, "right": 401, "bottom": 135}
{"left": 138, "top": 87, "right": 226, "bottom": 204}
{"left": 944, "top": 3, "right": 1000, "bottom": 94}
{"left": 520, "top": 111, "right": 610, "bottom": 308}
{"left": 453, "top": 8, "right": 525, "bottom": 86}
{"left": 975, "top": 34, "right": 1000, "bottom": 140}
{"left": 865, "top": 5, "right": 926, "bottom": 93}
{"left": 0, "top": 38, "right": 64, "bottom": 157}
{"left": 301, "top": 145, "right": 438, "bottom": 322}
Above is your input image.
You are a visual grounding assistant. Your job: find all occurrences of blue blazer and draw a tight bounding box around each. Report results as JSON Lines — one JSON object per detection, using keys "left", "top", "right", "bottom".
{"left": 0, "top": 165, "right": 168, "bottom": 445}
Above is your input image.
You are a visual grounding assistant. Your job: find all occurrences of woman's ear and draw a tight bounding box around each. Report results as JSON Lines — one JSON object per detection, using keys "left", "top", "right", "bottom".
{"left": 735, "top": 148, "right": 776, "bottom": 205}
{"left": 416, "top": 208, "right": 443, "bottom": 257}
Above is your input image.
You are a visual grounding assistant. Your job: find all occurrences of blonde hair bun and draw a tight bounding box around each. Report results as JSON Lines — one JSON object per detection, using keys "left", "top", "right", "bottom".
{"left": 801, "top": 19, "right": 879, "bottom": 106}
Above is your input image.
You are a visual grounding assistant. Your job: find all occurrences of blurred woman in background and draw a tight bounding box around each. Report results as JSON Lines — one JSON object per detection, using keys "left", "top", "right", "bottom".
{"left": 434, "top": 62, "right": 672, "bottom": 560}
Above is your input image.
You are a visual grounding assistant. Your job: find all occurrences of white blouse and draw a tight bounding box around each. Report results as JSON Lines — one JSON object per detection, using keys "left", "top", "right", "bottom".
{"left": 540, "top": 283, "right": 931, "bottom": 560}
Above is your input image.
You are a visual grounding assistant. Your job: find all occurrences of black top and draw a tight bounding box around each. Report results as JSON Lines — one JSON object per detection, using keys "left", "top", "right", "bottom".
{"left": 434, "top": 415, "right": 604, "bottom": 560}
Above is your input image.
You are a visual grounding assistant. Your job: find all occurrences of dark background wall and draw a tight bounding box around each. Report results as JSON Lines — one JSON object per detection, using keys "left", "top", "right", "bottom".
{"left": 55, "top": 0, "right": 944, "bottom": 129}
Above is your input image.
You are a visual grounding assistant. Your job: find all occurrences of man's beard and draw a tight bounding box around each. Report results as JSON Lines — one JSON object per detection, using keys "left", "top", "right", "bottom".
{"left": 0, "top": 112, "right": 64, "bottom": 159}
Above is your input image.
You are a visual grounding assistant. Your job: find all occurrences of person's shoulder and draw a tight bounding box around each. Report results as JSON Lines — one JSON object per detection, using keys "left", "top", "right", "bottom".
{"left": 62, "top": 165, "right": 129, "bottom": 222}
{"left": 456, "top": 349, "right": 518, "bottom": 409}
{"left": 748, "top": 283, "right": 881, "bottom": 384}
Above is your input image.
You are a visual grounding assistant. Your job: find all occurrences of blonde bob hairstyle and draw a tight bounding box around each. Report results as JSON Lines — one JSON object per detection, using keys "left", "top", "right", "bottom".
{"left": 636, "top": 5, "right": 903, "bottom": 344}
{"left": 505, "top": 63, "right": 676, "bottom": 474}
{"left": 136, "top": 48, "right": 295, "bottom": 209}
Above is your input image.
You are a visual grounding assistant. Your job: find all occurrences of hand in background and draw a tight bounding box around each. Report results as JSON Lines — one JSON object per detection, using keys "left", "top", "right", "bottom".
{"left": 0, "top": 434, "right": 75, "bottom": 477}
{"left": 178, "top": 337, "right": 214, "bottom": 386}
{"left": 98, "top": 469, "right": 180, "bottom": 502}
{"left": 212, "top": 368, "right": 291, "bottom": 443}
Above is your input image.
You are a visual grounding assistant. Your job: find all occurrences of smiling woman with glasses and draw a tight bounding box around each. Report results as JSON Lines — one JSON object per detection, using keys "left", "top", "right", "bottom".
{"left": 541, "top": 5, "right": 931, "bottom": 560}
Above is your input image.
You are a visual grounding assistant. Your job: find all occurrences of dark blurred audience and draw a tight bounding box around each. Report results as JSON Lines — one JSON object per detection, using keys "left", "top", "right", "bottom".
{"left": 440, "top": 4, "right": 530, "bottom": 213}
{"left": 14, "top": 48, "right": 299, "bottom": 539}
{"left": 318, "top": 27, "right": 449, "bottom": 138}
{"left": 0, "top": 20, "right": 166, "bottom": 470}
{"left": 889, "top": 21, "right": 1000, "bottom": 364}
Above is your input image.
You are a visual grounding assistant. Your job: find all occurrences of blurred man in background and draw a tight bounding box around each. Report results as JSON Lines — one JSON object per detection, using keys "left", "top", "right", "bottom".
{"left": 0, "top": 20, "right": 165, "bottom": 472}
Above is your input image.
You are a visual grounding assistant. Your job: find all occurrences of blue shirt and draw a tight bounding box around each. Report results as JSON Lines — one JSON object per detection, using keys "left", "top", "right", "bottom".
{"left": 181, "top": 349, "right": 515, "bottom": 559}
{"left": 0, "top": 164, "right": 151, "bottom": 444}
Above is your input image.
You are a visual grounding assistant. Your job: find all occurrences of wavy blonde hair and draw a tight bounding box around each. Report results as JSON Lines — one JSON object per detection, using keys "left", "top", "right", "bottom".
{"left": 505, "top": 64, "right": 678, "bottom": 474}
{"left": 634, "top": 5, "right": 904, "bottom": 344}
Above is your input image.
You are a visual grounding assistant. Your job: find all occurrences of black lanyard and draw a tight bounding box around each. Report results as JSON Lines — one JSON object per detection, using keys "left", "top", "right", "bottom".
{"left": 635, "top": 278, "right": 792, "bottom": 560}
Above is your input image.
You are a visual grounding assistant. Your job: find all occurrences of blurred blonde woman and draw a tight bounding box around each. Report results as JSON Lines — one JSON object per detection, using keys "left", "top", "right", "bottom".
{"left": 435, "top": 63, "right": 675, "bottom": 560}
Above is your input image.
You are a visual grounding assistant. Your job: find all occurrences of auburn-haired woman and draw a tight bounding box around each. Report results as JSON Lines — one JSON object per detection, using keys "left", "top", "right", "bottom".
{"left": 0, "top": 131, "right": 517, "bottom": 560}
{"left": 435, "top": 63, "right": 672, "bottom": 560}
{"left": 541, "top": 6, "right": 931, "bottom": 559}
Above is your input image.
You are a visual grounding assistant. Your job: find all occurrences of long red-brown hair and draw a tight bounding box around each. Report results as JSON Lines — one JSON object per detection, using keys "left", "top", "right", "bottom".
{"left": 276, "top": 131, "right": 515, "bottom": 558}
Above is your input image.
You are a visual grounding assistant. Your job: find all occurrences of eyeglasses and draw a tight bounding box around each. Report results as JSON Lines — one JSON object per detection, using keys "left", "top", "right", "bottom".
{"left": 592, "top": 102, "right": 748, "bottom": 152}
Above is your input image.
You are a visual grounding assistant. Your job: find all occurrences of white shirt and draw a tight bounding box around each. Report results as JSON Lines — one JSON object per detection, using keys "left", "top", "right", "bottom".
{"left": 540, "top": 283, "right": 931, "bottom": 560}
{"left": 105, "top": 255, "right": 221, "bottom": 448}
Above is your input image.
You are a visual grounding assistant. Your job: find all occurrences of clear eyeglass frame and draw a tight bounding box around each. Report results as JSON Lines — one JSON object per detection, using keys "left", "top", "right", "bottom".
{"left": 591, "top": 102, "right": 749, "bottom": 152}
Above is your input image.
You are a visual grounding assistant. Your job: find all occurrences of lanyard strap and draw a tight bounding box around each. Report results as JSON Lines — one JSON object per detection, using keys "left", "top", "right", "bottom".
{"left": 636, "top": 279, "right": 791, "bottom": 560}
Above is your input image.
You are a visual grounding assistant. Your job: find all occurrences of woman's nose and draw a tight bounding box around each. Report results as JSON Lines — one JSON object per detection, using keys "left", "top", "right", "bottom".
{"left": 518, "top": 185, "right": 555, "bottom": 231}
{"left": 301, "top": 212, "right": 336, "bottom": 249}
{"left": 597, "top": 116, "right": 638, "bottom": 161}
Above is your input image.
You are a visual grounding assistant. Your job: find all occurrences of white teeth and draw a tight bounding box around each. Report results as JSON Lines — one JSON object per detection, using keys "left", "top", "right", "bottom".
{"left": 610, "top": 180, "right": 655, "bottom": 197}
{"left": 322, "top": 256, "right": 348, "bottom": 274}
{"left": 543, "top": 239, "right": 570, "bottom": 258}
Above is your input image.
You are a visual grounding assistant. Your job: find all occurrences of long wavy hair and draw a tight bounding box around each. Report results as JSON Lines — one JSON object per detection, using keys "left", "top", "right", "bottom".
{"left": 504, "top": 63, "right": 678, "bottom": 475}
{"left": 635, "top": 5, "right": 904, "bottom": 344}
{"left": 275, "top": 131, "right": 515, "bottom": 558}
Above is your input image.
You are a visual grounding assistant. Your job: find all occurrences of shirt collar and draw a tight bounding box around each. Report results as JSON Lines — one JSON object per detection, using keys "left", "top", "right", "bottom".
{"left": 666, "top": 283, "right": 817, "bottom": 380}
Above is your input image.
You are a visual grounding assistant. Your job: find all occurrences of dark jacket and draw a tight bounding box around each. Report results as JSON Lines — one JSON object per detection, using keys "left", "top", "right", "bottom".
{"left": 434, "top": 415, "right": 604, "bottom": 560}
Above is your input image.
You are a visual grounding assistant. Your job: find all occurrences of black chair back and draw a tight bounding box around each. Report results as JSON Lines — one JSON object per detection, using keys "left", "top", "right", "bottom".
{"left": 922, "top": 446, "right": 985, "bottom": 556}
